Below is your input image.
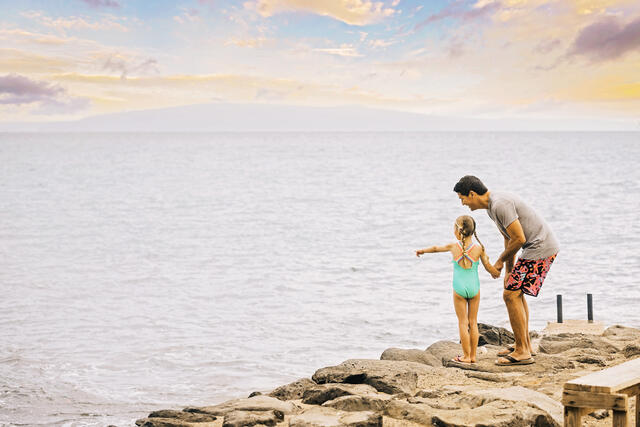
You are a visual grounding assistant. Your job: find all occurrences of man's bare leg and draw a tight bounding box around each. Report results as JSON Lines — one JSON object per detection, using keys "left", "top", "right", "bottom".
{"left": 501, "top": 289, "right": 531, "bottom": 361}
{"left": 522, "top": 294, "right": 532, "bottom": 354}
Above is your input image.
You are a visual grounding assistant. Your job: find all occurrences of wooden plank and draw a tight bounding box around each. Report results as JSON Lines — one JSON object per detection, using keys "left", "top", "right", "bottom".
{"left": 564, "top": 406, "right": 582, "bottom": 427}
{"left": 613, "top": 409, "right": 628, "bottom": 427}
{"left": 619, "top": 383, "right": 640, "bottom": 397}
{"left": 565, "top": 358, "right": 640, "bottom": 393}
{"left": 562, "top": 390, "right": 628, "bottom": 411}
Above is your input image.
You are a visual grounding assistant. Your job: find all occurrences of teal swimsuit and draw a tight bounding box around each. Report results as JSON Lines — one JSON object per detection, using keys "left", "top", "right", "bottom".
{"left": 452, "top": 242, "right": 480, "bottom": 299}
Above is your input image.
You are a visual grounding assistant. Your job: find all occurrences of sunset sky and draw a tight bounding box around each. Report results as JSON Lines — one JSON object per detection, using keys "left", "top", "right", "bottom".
{"left": 1, "top": 0, "right": 639, "bottom": 126}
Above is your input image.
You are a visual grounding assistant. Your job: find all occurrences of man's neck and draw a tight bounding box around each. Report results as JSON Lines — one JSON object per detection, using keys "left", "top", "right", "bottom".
{"left": 478, "top": 191, "right": 491, "bottom": 209}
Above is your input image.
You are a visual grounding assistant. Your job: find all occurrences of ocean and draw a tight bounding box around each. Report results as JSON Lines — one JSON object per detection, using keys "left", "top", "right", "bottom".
{"left": 1, "top": 132, "right": 639, "bottom": 426}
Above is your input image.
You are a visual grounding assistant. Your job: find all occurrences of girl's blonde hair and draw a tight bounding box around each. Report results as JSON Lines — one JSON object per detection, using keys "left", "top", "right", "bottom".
{"left": 455, "top": 215, "right": 485, "bottom": 256}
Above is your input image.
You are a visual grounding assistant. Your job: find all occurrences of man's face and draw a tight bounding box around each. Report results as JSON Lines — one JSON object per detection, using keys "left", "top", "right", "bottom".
{"left": 458, "top": 192, "right": 479, "bottom": 211}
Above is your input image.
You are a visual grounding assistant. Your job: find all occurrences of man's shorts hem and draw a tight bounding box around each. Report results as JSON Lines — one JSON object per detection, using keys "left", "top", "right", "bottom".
{"left": 505, "top": 253, "right": 557, "bottom": 297}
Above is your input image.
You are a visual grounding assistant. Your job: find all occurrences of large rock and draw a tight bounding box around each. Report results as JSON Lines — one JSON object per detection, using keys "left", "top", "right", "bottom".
{"left": 477, "top": 323, "right": 515, "bottom": 346}
{"left": 222, "top": 409, "right": 283, "bottom": 427}
{"left": 423, "top": 340, "right": 461, "bottom": 362}
{"left": 269, "top": 378, "right": 316, "bottom": 401}
{"left": 384, "top": 397, "right": 558, "bottom": 426}
{"left": 135, "top": 410, "right": 217, "bottom": 426}
{"left": 379, "top": 348, "right": 439, "bottom": 367}
{"left": 302, "top": 383, "right": 379, "bottom": 405}
{"left": 465, "top": 386, "right": 563, "bottom": 425}
{"left": 289, "top": 406, "right": 382, "bottom": 427}
{"left": 184, "top": 395, "right": 300, "bottom": 416}
{"left": 538, "top": 334, "right": 619, "bottom": 355}
{"left": 312, "top": 359, "right": 466, "bottom": 396}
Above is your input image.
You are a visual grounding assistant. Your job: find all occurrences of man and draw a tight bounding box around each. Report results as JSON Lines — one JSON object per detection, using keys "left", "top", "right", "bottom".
{"left": 453, "top": 175, "right": 559, "bottom": 365}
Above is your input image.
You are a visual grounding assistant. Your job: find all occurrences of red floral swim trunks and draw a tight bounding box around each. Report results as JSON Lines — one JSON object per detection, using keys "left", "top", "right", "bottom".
{"left": 505, "top": 253, "right": 557, "bottom": 297}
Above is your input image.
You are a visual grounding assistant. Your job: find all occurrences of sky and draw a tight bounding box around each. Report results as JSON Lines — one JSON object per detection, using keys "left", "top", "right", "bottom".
{"left": 1, "top": 0, "right": 639, "bottom": 126}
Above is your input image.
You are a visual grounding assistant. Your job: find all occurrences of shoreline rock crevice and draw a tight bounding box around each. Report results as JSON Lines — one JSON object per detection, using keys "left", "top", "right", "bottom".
{"left": 135, "top": 323, "right": 640, "bottom": 427}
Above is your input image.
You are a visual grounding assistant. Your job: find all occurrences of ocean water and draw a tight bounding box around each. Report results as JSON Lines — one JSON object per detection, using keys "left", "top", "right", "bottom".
{"left": 1, "top": 132, "right": 639, "bottom": 426}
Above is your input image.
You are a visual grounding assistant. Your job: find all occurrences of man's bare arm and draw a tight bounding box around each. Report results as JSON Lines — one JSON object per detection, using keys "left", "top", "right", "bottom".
{"left": 493, "top": 220, "right": 525, "bottom": 271}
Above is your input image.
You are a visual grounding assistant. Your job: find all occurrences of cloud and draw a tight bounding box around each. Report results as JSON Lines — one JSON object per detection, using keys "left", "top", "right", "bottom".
{"left": 0, "top": 74, "right": 89, "bottom": 113}
{"left": 174, "top": 8, "right": 201, "bottom": 24}
{"left": 568, "top": 15, "right": 640, "bottom": 61}
{"left": 102, "top": 56, "right": 159, "bottom": 79}
{"left": 21, "top": 10, "right": 128, "bottom": 32}
{"left": 246, "top": 0, "right": 397, "bottom": 26}
{"left": 225, "top": 37, "right": 270, "bottom": 48}
{"left": 0, "top": 29, "right": 71, "bottom": 45}
{"left": 79, "top": 0, "right": 120, "bottom": 8}
{"left": 415, "top": 2, "right": 501, "bottom": 31}
{"left": 313, "top": 44, "right": 363, "bottom": 57}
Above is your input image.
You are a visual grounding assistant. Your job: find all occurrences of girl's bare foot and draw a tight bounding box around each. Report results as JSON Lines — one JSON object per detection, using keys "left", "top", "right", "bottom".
{"left": 452, "top": 355, "right": 474, "bottom": 364}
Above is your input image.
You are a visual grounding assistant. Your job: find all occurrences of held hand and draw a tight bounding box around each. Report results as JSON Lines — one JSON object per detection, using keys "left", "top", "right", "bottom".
{"left": 492, "top": 260, "right": 504, "bottom": 279}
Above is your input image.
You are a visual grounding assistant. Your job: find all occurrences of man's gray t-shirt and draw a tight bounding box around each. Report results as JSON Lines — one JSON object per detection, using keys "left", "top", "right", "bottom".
{"left": 487, "top": 191, "right": 559, "bottom": 260}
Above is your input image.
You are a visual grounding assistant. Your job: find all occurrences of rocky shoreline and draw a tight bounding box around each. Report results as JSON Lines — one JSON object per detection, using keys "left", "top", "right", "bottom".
{"left": 135, "top": 323, "right": 640, "bottom": 427}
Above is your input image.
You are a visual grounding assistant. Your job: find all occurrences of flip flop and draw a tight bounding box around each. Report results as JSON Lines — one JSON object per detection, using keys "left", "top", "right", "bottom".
{"left": 452, "top": 355, "right": 471, "bottom": 363}
{"left": 497, "top": 346, "right": 537, "bottom": 357}
{"left": 495, "top": 355, "right": 535, "bottom": 366}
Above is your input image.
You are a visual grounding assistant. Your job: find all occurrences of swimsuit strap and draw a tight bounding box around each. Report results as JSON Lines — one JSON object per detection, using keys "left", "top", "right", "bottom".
{"left": 455, "top": 242, "right": 477, "bottom": 263}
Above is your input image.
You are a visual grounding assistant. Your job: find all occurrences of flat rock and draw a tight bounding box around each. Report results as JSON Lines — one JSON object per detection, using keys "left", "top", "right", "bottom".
{"left": 269, "top": 378, "right": 316, "bottom": 401}
{"left": 135, "top": 410, "right": 217, "bottom": 426}
{"left": 136, "top": 418, "right": 217, "bottom": 427}
{"left": 184, "top": 395, "right": 300, "bottom": 416}
{"left": 442, "top": 347, "right": 574, "bottom": 374}
{"left": 312, "top": 359, "right": 465, "bottom": 396}
{"left": 379, "top": 348, "right": 438, "bottom": 367}
{"left": 289, "top": 406, "right": 382, "bottom": 427}
{"left": 322, "top": 394, "right": 393, "bottom": 412}
{"left": 538, "top": 334, "right": 619, "bottom": 355}
{"left": 603, "top": 325, "right": 640, "bottom": 342}
{"left": 222, "top": 409, "right": 283, "bottom": 427}
{"left": 302, "top": 383, "right": 379, "bottom": 405}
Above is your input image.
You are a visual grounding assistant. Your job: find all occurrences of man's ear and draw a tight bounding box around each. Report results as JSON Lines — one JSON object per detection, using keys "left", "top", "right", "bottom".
{"left": 468, "top": 190, "right": 478, "bottom": 198}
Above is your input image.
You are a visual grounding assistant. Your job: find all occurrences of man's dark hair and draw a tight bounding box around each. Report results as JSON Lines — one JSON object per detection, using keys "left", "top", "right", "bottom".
{"left": 453, "top": 175, "right": 488, "bottom": 196}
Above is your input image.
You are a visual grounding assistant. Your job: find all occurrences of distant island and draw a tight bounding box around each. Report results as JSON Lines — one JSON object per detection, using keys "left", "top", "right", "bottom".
{"left": 1, "top": 103, "right": 637, "bottom": 132}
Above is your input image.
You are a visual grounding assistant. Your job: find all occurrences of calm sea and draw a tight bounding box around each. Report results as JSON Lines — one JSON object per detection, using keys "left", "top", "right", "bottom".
{"left": 1, "top": 132, "right": 639, "bottom": 426}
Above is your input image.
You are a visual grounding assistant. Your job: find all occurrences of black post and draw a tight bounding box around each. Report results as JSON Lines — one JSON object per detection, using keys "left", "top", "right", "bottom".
{"left": 557, "top": 294, "right": 563, "bottom": 323}
{"left": 587, "top": 293, "right": 593, "bottom": 323}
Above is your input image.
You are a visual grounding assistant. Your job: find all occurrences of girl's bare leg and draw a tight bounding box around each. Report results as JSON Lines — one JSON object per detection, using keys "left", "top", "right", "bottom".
{"left": 468, "top": 291, "right": 480, "bottom": 362}
{"left": 453, "top": 291, "right": 472, "bottom": 362}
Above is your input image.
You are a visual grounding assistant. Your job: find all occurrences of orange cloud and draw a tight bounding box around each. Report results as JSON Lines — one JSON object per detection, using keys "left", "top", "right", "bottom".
{"left": 246, "top": 0, "right": 396, "bottom": 25}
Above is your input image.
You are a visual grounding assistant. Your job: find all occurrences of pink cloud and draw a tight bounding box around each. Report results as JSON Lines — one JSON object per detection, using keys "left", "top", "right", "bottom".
{"left": 415, "top": 2, "right": 501, "bottom": 31}
{"left": 80, "top": 0, "right": 120, "bottom": 8}
{"left": 569, "top": 16, "right": 640, "bottom": 61}
{"left": 0, "top": 74, "right": 89, "bottom": 113}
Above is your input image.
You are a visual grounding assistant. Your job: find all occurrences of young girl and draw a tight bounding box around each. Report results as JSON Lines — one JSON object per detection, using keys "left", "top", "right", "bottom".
{"left": 416, "top": 215, "right": 499, "bottom": 364}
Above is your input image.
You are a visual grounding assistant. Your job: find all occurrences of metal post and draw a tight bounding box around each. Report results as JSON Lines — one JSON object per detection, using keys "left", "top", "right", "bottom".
{"left": 587, "top": 293, "right": 593, "bottom": 323}
{"left": 557, "top": 294, "right": 563, "bottom": 323}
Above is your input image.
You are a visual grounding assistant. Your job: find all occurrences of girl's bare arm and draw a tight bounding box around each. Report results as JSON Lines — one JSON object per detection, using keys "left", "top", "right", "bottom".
{"left": 416, "top": 243, "right": 454, "bottom": 257}
{"left": 480, "top": 250, "right": 501, "bottom": 278}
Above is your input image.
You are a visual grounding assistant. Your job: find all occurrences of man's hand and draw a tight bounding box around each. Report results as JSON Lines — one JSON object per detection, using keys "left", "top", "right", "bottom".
{"left": 416, "top": 250, "right": 424, "bottom": 257}
{"left": 492, "top": 259, "right": 504, "bottom": 279}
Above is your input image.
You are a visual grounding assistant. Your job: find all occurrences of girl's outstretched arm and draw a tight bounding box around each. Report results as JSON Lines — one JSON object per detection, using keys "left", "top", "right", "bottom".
{"left": 480, "top": 249, "right": 501, "bottom": 278}
{"left": 416, "top": 243, "right": 454, "bottom": 257}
